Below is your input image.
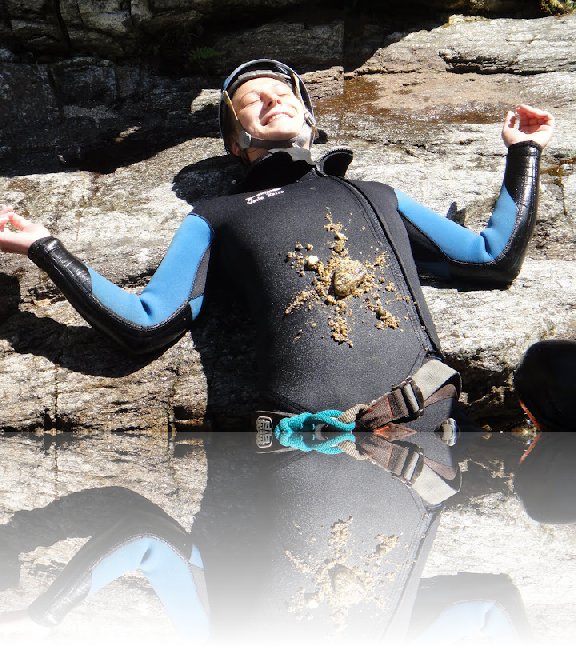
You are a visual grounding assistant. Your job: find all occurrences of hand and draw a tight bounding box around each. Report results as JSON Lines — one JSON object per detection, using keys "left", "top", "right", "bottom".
{"left": 0, "top": 205, "right": 51, "bottom": 255}
{"left": 0, "top": 609, "right": 50, "bottom": 640}
{"left": 502, "top": 104, "right": 555, "bottom": 150}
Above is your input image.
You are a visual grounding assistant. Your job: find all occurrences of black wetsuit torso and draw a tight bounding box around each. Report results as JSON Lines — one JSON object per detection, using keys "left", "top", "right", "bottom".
{"left": 197, "top": 152, "right": 442, "bottom": 427}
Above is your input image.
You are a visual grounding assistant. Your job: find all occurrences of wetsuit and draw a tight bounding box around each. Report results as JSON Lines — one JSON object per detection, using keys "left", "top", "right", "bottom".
{"left": 25, "top": 141, "right": 542, "bottom": 645}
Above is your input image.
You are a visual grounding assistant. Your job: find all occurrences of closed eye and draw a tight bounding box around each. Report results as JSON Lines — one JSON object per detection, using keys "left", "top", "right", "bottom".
{"left": 238, "top": 92, "right": 260, "bottom": 108}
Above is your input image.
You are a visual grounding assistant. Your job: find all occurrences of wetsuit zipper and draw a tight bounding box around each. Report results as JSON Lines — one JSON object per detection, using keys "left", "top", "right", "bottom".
{"left": 329, "top": 175, "right": 436, "bottom": 356}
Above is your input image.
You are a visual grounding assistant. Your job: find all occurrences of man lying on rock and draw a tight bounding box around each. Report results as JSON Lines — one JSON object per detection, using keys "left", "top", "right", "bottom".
{"left": 0, "top": 60, "right": 554, "bottom": 645}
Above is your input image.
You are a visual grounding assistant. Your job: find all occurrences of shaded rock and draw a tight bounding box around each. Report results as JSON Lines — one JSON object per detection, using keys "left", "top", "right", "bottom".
{"left": 1, "top": 1, "right": 570, "bottom": 61}
{"left": 50, "top": 57, "right": 118, "bottom": 106}
{"left": 209, "top": 21, "right": 344, "bottom": 75}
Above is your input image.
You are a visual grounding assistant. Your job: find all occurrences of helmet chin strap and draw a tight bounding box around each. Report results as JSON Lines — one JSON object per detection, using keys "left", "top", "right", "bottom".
{"left": 236, "top": 119, "right": 315, "bottom": 151}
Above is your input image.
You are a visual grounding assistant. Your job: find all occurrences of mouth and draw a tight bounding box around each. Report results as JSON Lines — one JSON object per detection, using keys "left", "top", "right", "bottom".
{"left": 265, "top": 112, "right": 292, "bottom": 125}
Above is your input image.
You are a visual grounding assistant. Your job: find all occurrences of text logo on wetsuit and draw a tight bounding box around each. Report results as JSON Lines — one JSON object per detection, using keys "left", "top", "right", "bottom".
{"left": 245, "top": 188, "right": 284, "bottom": 205}
{"left": 255, "top": 416, "right": 274, "bottom": 448}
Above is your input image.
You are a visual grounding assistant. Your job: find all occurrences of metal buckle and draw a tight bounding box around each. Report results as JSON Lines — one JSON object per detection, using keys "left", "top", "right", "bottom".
{"left": 252, "top": 411, "right": 297, "bottom": 454}
{"left": 392, "top": 377, "right": 425, "bottom": 418}
{"left": 237, "top": 130, "right": 252, "bottom": 149}
{"left": 394, "top": 445, "right": 425, "bottom": 486}
{"left": 255, "top": 416, "right": 274, "bottom": 448}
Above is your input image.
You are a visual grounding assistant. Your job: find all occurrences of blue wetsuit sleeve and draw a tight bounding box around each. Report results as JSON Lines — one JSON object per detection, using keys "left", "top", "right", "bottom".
{"left": 407, "top": 572, "right": 532, "bottom": 646}
{"left": 28, "top": 213, "right": 213, "bottom": 354}
{"left": 87, "top": 538, "right": 210, "bottom": 642}
{"left": 397, "top": 141, "right": 542, "bottom": 285}
{"left": 26, "top": 513, "right": 210, "bottom": 643}
{"left": 409, "top": 601, "right": 521, "bottom": 645}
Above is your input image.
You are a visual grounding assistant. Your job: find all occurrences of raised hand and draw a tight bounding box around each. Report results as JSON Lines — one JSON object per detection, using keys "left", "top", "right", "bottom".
{"left": 0, "top": 205, "right": 50, "bottom": 255}
{"left": 502, "top": 104, "right": 555, "bottom": 150}
{"left": 0, "top": 610, "right": 50, "bottom": 648}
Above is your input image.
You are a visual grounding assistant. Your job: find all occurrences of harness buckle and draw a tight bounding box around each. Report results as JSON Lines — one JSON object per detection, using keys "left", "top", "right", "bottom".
{"left": 393, "top": 445, "right": 425, "bottom": 486}
{"left": 392, "top": 377, "right": 425, "bottom": 418}
{"left": 252, "top": 411, "right": 296, "bottom": 453}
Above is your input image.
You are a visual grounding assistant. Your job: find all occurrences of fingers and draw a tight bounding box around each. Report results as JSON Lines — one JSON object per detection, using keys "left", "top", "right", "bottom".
{"left": 0, "top": 213, "right": 24, "bottom": 233}
{"left": 0, "top": 207, "right": 50, "bottom": 254}
{"left": 503, "top": 110, "right": 516, "bottom": 129}
{"left": 502, "top": 104, "right": 555, "bottom": 149}
{"left": 516, "top": 104, "right": 555, "bottom": 130}
{"left": 516, "top": 103, "right": 554, "bottom": 120}
{"left": 6, "top": 212, "right": 31, "bottom": 231}
{"left": 501, "top": 110, "right": 516, "bottom": 135}
{"left": 0, "top": 205, "right": 14, "bottom": 233}
{"left": 501, "top": 111, "right": 519, "bottom": 146}
{"left": 0, "top": 206, "right": 33, "bottom": 232}
{"left": 0, "top": 203, "right": 14, "bottom": 225}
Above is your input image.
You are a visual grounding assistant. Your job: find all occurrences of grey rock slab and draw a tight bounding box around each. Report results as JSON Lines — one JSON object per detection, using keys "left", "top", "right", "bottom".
{"left": 424, "top": 258, "right": 576, "bottom": 364}
{"left": 356, "top": 15, "right": 576, "bottom": 76}
{"left": 427, "top": 491, "right": 576, "bottom": 642}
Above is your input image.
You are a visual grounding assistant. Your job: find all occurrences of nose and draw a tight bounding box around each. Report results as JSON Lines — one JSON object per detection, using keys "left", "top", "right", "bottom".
{"left": 261, "top": 89, "right": 281, "bottom": 106}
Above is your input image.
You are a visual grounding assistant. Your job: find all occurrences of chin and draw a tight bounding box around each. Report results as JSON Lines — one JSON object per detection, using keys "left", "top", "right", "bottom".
{"left": 261, "top": 116, "right": 304, "bottom": 140}
{"left": 264, "top": 123, "right": 303, "bottom": 139}
{"left": 266, "top": 130, "right": 300, "bottom": 141}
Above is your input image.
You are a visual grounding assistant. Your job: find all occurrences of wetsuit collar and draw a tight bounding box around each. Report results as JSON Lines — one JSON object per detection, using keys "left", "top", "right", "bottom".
{"left": 236, "top": 149, "right": 315, "bottom": 194}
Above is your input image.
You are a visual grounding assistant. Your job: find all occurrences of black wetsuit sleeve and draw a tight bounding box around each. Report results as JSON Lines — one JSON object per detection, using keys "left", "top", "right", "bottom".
{"left": 27, "top": 213, "right": 212, "bottom": 354}
{"left": 396, "top": 141, "right": 542, "bottom": 286}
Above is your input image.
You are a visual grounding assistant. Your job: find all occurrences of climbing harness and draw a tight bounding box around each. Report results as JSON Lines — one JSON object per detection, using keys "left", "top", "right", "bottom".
{"left": 253, "top": 358, "right": 462, "bottom": 505}
{"left": 275, "top": 411, "right": 355, "bottom": 454}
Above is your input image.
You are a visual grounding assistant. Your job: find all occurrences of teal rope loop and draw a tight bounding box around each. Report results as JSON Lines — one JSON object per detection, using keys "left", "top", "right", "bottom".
{"left": 275, "top": 410, "right": 355, "bottom": 454}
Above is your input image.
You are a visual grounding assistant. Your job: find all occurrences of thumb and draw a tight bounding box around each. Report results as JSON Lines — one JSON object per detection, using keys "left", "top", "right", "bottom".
{"left": 503, "top": 111, "right": 516, "bottom": 131}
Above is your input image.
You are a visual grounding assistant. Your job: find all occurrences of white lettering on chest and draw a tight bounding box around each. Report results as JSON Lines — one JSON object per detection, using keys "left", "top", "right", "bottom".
{"left": 245, "top": 188, "right": 285, "bottom": 205}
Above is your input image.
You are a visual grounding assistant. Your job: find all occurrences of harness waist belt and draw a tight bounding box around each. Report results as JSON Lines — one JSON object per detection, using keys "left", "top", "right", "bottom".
{"left": 251, "top": 358, "right": 462, "bottom": 505}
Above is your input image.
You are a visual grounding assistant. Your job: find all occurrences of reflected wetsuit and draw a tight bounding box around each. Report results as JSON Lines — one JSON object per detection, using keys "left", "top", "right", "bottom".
{"left": 26, "top": 141, "right": 542, "bottom": 645}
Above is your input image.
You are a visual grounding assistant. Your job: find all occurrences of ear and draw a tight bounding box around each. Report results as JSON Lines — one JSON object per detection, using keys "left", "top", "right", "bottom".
{"left": 227, "top": 136, "right": 242, "bottom": 157}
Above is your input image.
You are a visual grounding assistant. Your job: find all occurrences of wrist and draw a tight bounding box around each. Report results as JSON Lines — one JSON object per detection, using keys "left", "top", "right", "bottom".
{"left": 507, "top": 140, "right": 543, "bottom": 154}
{"left": 27, "top": 236, "right": 60, "bottom": 263}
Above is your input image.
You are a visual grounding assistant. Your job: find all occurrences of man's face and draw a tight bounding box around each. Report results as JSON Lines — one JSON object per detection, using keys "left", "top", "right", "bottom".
{"left": 231, "top": 76, "right": 306, "bottom": 155}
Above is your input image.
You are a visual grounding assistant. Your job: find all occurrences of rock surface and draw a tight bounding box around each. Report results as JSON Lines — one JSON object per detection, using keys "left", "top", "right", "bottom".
{"left": 0, "top": 8, "right": 576, "bottom": 648}
{"left": 0, "top": 1, "right": 567, "bottom": 60}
